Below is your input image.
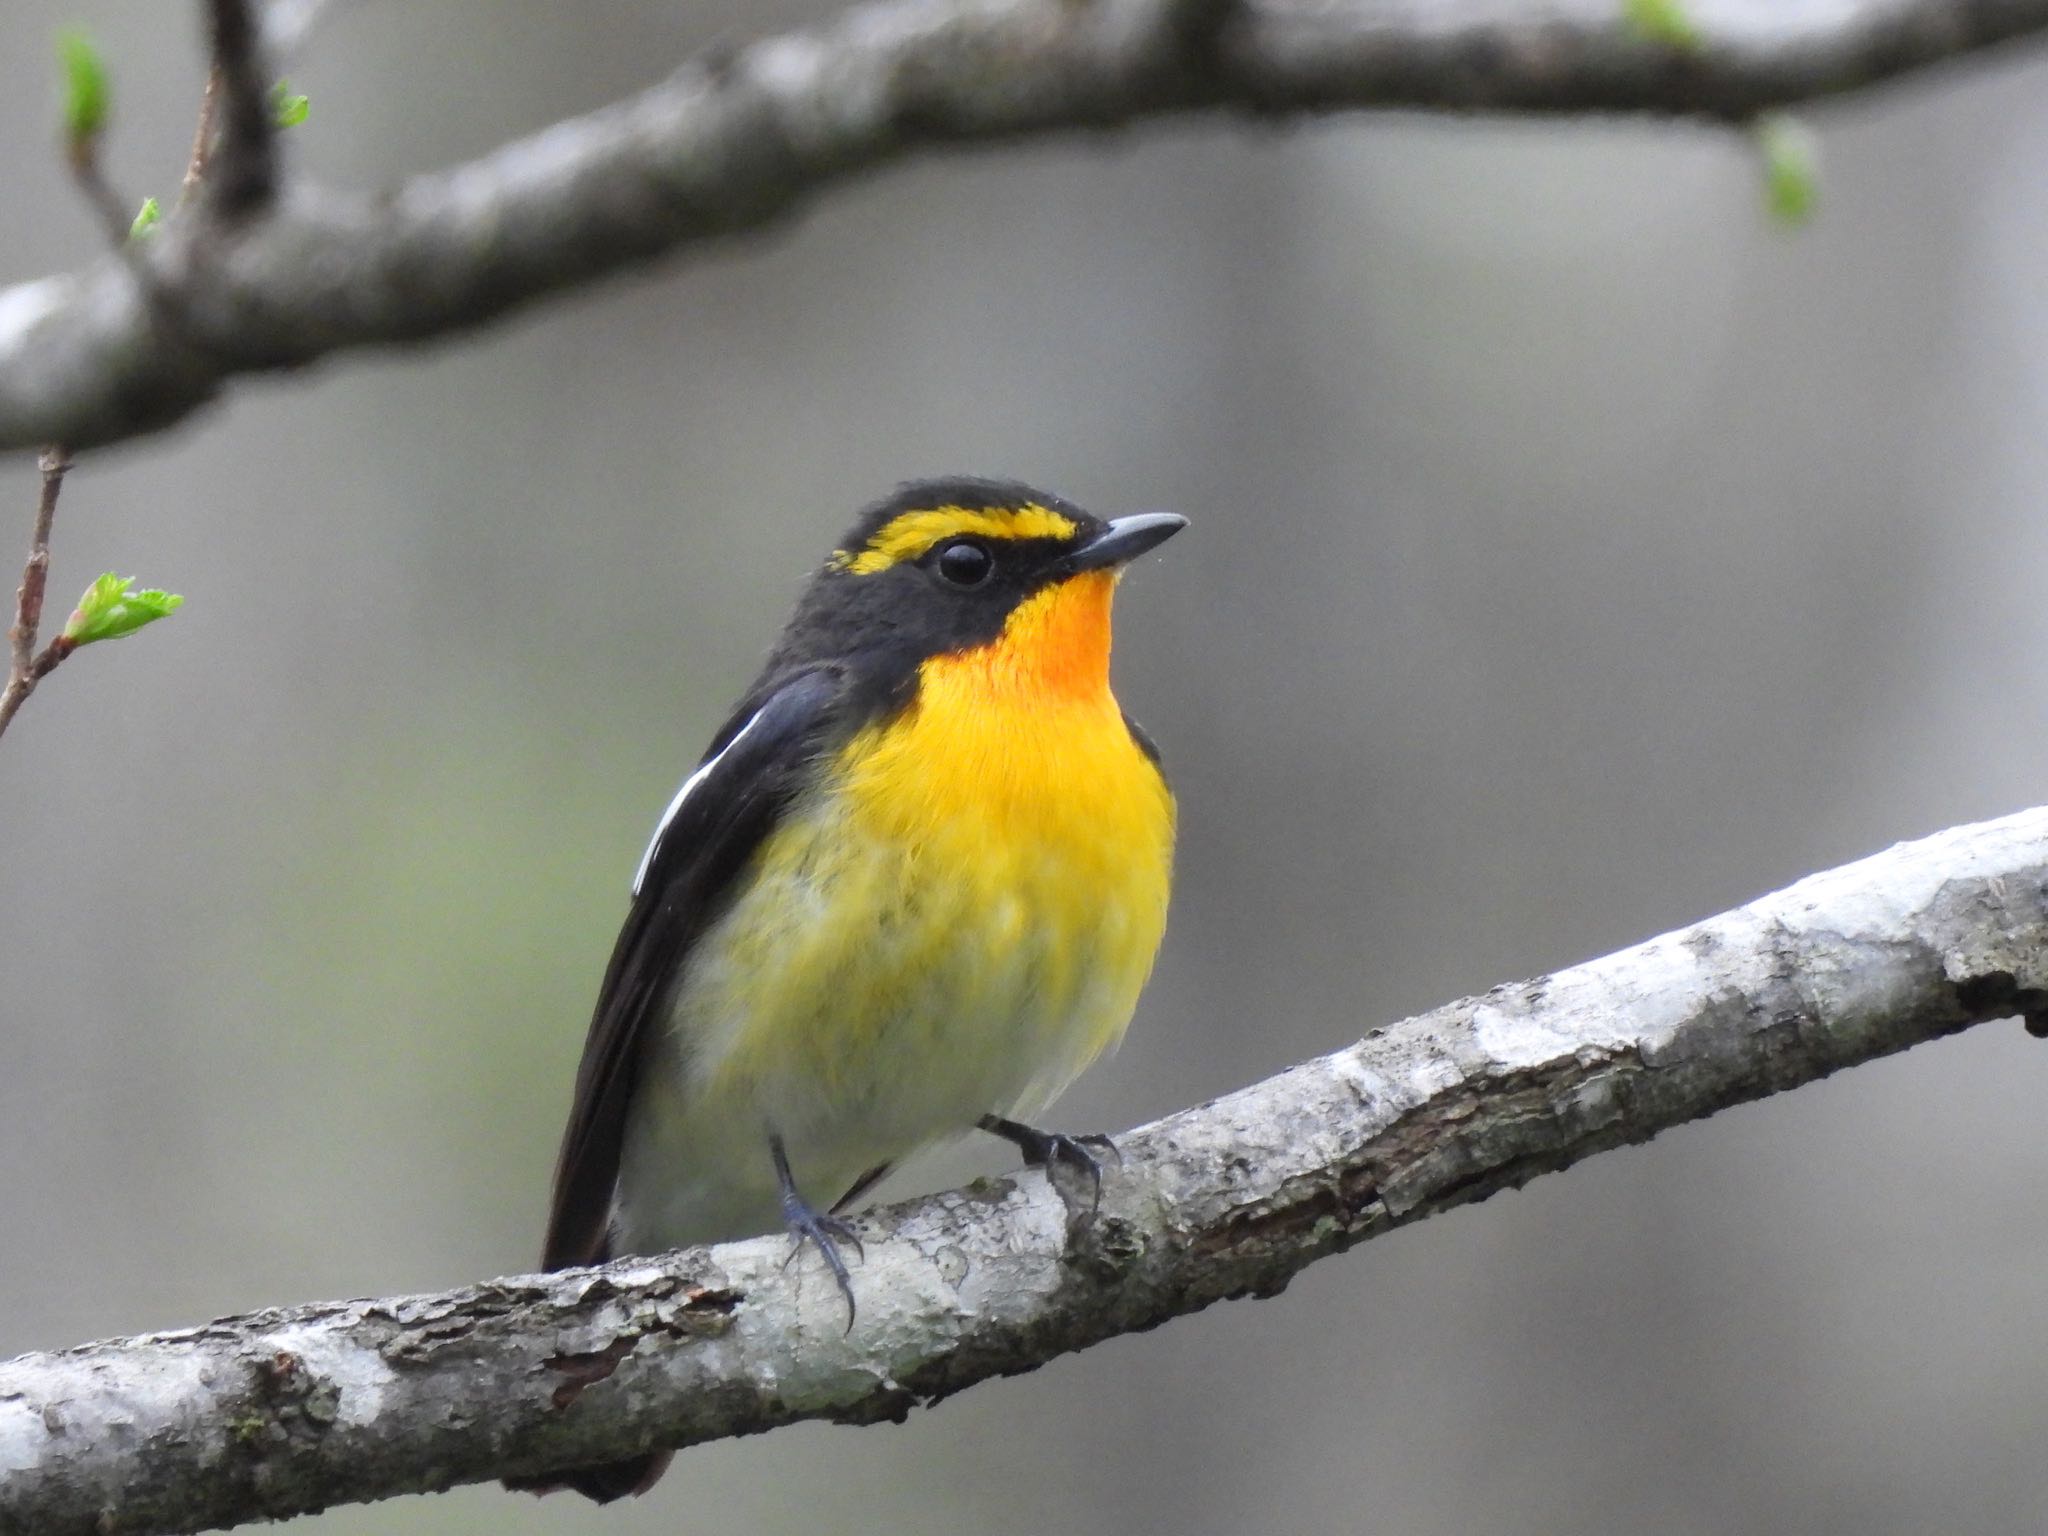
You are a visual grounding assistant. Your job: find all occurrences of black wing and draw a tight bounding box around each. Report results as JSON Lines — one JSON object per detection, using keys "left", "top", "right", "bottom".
{"left": 541, "top": 667, "right": 847, "bottom": 1270}
{"left": 1120, "top": 709, "right": 1165, "bottom": 769}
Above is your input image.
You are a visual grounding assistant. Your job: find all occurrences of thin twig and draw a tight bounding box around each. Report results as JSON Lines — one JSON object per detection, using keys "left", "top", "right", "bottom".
{"left": 202, "top": 0, "right": 277, "bottom": 217}
{"left": 0, "top": 449, "right": 76, "bottom": 741}
{"left": 179, "top": 64, "right": 223, "bottom": 205}
{"left": 0, "top": 13, "right": 246, "bottom": 746}
{"left": 0, "top": 54, "right": 133, "bottom": 745}
{"left": 64, "top": 136, "right": 137, "bottom": 251}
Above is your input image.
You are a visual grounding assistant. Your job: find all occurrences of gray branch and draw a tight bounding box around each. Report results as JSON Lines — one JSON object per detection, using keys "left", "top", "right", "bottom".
{"left": 4, "top": 807, "right": 2046, "bottom": 1534}
{"left": 6, "top": 0, "right": 2048, "bottom": 453}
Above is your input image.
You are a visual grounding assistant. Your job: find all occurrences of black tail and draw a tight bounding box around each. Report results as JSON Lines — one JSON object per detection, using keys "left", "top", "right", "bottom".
{"left": 501, "top": 1220, "right": 677, "bottom": 1504}
{"left": 505, "top": 1451, "right": 673, "bottom": 1504}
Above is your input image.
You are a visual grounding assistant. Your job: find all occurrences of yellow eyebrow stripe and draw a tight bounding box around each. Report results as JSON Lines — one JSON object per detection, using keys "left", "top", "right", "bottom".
{"left": 836, "top": 504, "right": 1079, "bottom": 575}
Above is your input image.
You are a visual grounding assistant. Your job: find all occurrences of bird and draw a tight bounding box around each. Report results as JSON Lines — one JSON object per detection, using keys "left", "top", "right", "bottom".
{"left": 513, "top": 476, "right": 1183, "bottom": 1503}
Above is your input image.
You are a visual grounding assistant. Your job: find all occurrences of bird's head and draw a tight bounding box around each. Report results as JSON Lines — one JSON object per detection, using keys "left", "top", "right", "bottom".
{"left": 773, "top": 477, "right": 1184, "bottom": 699}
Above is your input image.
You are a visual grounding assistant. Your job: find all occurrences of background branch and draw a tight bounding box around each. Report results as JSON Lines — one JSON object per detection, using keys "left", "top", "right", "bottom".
{"left": 198, "top": 0, "right": 277, "bottom": 217}
{"left": 3, "top": 807, "right": 2043, "bottom": 1536}
{"left": 179, "top": 67, "right": 223, "bottom": 206}
{"left": 1, "top": 0, "right": 2047, "bottom": 454}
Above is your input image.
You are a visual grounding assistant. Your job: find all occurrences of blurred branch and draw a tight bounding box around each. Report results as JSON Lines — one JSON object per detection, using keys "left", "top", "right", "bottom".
{"left": 198, "top": 0, "right": 278, "bottom": 217}
{"left": 6, "top": 807, "right": 2047, "bottom": 1534}
{"left": 179, "top": 66, "right": 223, "bottom": 205}
{"left": 4, "top": 0, "right": 2048, "bottom": 453}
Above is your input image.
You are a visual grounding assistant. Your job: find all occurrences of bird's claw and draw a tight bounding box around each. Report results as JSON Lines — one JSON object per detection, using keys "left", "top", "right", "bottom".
{"left": 1072, "top": 1131, "right": 1123, "bottom": 1169}
{"left": 979, "top": 1114, "right": 1118, "bottom": 1223}
{"left": 773, "top": 1134, "right": 863, "bottom": 1330}
{"left": 781, "top": 1202, "right": 863, "bottom": 1330}
{"left": 1031, "top": 1131, "right": 1111, "bottom": 1212}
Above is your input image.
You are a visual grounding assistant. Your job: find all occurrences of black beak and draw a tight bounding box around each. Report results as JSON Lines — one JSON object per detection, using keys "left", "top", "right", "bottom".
{"left": 1067, "top": 512, "right": 1188, "bottom": 573}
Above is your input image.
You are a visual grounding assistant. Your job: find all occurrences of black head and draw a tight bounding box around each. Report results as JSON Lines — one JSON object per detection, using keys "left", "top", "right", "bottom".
{"left": 764, "top": 477, "right": 1184, "bottom": 681}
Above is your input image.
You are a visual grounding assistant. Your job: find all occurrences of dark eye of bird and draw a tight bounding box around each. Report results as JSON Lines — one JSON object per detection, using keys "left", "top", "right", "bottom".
{"left": 933, "top": 539, "right": 994, "bottom": 587}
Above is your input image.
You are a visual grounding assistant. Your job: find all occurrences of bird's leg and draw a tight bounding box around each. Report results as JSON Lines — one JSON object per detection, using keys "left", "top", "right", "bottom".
{"left": 831, "top": 1161, "right": 894, "bottom": 1214}
{"left": 978, "top": 1114, "right": 1120, "bottom": 1222}
{"left": 771, "top": 1133, "right": 863, "bottom": 1329}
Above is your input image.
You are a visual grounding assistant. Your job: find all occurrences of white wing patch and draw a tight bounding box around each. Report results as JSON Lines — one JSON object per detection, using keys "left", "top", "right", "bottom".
{"left": 631, "top": 709, "right": 768, "bottom": 897}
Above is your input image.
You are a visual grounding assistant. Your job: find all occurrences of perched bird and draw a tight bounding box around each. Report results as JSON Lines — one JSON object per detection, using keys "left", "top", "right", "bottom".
{"left": 518, "top": 477, "right": 1183, "bottom": 1502}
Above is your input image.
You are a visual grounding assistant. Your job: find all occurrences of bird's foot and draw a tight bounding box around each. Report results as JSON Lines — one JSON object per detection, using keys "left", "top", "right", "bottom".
{"left": 780, "top": 1203, "right": 864, "bottom": 1326}
{"left": 978, "top": 1114, "right": 1119, "bottom": 1224}
{"left": 772, "top": 1135, "right": 863, "bottom": 1330}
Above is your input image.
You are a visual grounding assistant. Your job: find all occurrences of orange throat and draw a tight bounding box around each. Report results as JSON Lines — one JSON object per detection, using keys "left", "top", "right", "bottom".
{"left": 893, "top": 569, "right": 1153, "bottom": 825}
{"left": 927, "top": 570, "right": 1118, "bottom": 704}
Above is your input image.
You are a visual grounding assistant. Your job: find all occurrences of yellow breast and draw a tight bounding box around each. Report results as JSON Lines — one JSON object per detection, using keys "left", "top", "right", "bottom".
{"left": 678, "top": 571, "right": 1174, "bottom": 1150}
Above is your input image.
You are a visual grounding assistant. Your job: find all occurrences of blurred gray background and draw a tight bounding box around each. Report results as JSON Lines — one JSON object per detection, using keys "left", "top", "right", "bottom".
{"left": 6, "top": 3, "right": 2048, "bottom": 1533}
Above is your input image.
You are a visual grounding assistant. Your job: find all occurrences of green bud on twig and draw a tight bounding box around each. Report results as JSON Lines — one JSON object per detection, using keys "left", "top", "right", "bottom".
{"left": 129, "top": 196, "right": 161, "bottom": 241}
{"left": 62, "top": 573, "right": 183, "bottom": 647}
{"left": 1621, "top": 0, "right": 1703, "bottom": 52}
{"left": 1755, "top": 112, "right": 1820, "bottom": 227}
{"left": 56, "top": 30, "right": 110, "bottom": 149}
{"left": 272, "top": 79, "right": 309, "bottom": 128}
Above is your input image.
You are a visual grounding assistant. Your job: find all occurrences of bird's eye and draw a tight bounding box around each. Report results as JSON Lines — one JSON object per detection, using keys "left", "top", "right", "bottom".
{"left": 933, "top": 539, "right": 994, "bottom": 587}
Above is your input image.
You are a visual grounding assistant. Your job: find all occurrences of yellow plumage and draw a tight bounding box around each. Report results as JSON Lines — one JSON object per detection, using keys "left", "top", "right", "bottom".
{"left": 615, "top": 569, "right": 1174, "bottom": 1252}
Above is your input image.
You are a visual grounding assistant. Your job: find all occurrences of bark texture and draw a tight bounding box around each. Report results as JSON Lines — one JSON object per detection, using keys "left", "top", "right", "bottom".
{"left": 3, "top": 807, "right": 2045, "bottom": 1535}
{"left": 5, "top": 0, "right": 2048, "bottom": 452}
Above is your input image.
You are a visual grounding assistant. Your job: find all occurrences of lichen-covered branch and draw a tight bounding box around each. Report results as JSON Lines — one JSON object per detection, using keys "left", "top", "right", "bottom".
{"left": 4, "top": 0, "right": 2048, "bottom": 453}
{"left": 4, "top": 806, "right": 2045, "bottom": 1535}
